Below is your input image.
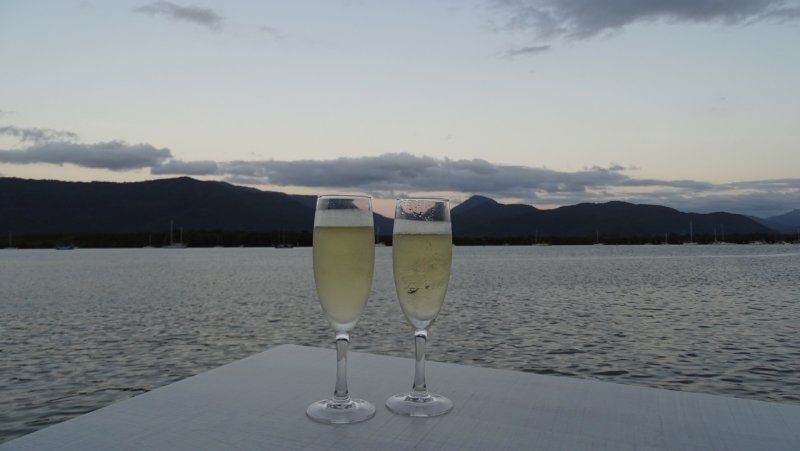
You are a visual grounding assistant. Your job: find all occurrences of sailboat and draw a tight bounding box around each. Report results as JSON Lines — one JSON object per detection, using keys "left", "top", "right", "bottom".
{"left": 713, "top": 224, "right": 731, "bottom": 245}
{"left": 274, "top": 230, "right": 294, "bottom": 248}
{"left": 6, "top": 232, "right": 18, "bottom": 249}
{"left": 683, "top": 220, "right": 698, "bottom": 245}
{"left": 143, "top": 233, "right": 155, "bottom": 249}
{"left": 163, "top": 220, "right": 187, "bottom": 249}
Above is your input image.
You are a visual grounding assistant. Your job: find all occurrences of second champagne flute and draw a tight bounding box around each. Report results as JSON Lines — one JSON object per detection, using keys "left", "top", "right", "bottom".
{"left": 386, "top": 198, "right": 453, "bottom": 417}
{"left": 306, "top": 195, "right": 376, "bottom": 424}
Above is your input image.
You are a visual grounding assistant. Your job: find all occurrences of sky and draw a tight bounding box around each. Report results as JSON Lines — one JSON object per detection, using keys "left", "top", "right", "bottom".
{"left": 1, "top": 0, "right": 799, "bottom": 218}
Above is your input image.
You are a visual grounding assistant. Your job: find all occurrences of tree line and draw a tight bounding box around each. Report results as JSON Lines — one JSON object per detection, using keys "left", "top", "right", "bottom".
{"left": 4, "top": 230, "right": 797, "bottom": 249}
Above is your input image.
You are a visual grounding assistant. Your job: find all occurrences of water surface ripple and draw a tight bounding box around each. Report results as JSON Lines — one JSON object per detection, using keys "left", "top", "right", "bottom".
{"left": 1, "top": 245, "right": 799, "bottom": 443}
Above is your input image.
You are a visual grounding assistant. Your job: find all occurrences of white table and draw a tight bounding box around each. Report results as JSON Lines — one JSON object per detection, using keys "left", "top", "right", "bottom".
{"left": 3, "top": 344, "right": 799, "bottom": 450}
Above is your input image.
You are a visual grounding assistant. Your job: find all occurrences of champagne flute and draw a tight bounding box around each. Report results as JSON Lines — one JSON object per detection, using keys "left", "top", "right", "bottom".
{"left": 306, "top": 195, "right": 376, "bottom": 424}
{"left": 386, "top": 198, "right": 453, "bottom": 417}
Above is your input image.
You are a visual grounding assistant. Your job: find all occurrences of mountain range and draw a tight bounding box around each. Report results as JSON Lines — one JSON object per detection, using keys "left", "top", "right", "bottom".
{"left": 450, "top": 195, "right": 782, "bottom": 239}
{"left": 750, "top": 210, "right": 800, "bottom": 233}
{"left": 0, "top": 177, "right": 796, "bottom": 246}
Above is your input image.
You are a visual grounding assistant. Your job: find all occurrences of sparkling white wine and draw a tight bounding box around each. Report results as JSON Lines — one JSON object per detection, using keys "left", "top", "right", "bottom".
{"left": 392, "top": 231, "right": 452, "bottom": 330}
{"left": 313, "top": 226, "right": 375, "bottom": 332}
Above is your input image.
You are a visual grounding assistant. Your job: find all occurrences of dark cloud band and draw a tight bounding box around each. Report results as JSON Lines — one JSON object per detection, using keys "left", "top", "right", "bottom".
{"left": 0, "top": 141, "right": 171, "bottom": 170}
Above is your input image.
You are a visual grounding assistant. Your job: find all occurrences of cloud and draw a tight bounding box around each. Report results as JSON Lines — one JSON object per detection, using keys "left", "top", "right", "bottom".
{"left": 258, "top": 25, "right": 284, "bottom": 39}
{"left": 0, "top": 126, "right": 79, "bottom": 143}
{"left": 0, "top": 141, "right": 171, "bottom": 170}
{"left": 507, "top": 44, "right": 551, "bottom": 57}
{"left": 491, "top": 0, "right": 800, "bottom": 40}
{"left": 213, "top": 153, "right": 715, "bottom": 197}
{"left": 147, "top": 153, "right": 721, "bottom": 198}
{"left": 763, "top": 4, "right": 800, "bottom": 20}
{"left": 132, "top": 1, "right": 224, "bottom": 30}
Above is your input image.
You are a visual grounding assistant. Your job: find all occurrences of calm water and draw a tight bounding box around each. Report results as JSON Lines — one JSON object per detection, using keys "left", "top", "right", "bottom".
{"left": 1, "top": 245, "right": 799, "bottom": 443}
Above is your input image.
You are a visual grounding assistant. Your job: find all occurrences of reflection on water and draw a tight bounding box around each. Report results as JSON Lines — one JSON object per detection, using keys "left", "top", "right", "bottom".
{"left": 1, "top": 245, "right": 799, "bottom": 442}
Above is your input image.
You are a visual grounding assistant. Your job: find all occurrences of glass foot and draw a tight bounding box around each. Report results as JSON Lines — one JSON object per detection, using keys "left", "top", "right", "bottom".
{"left": 306, "top": 398, "right": 375, "bottom": 424}
{"left": 385, "top": 392, "right": 453, "bottom": 417}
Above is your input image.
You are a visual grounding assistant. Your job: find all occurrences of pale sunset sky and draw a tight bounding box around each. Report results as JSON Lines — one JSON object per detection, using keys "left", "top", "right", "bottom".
{"left": 1, "top": 1, "right": 799, "bottom": 217}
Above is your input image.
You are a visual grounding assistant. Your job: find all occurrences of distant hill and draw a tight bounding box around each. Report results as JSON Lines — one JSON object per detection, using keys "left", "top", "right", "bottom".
{"left": 751, "top": 210, "right": 800, "bottom": 234}
{"left": 0, "top": 177, "right": 314, "bottom": 235}
{"left": 450, "top": 196, "right": 539, "bottom": 237}
{"left": 451, "top": 196, "right": 774, "bottom": 241}
{"left": 0, "top": 177, "right": 392, "bottom": 238}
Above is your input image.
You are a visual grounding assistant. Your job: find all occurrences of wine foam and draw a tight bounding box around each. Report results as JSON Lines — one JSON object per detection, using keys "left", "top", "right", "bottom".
{"left": 392, "top": 218, "right": 452, "bottom": 235}
{"left": 314, "top": 209, "right": 374, "bottom": 228}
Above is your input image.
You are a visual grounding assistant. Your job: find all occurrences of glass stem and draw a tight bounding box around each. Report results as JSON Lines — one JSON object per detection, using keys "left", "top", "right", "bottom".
{"left": 412, "top": 329, "right": 428, "bottom": 395}
{"left": 333, "top": 332, "right": 351, "bottom": 403}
